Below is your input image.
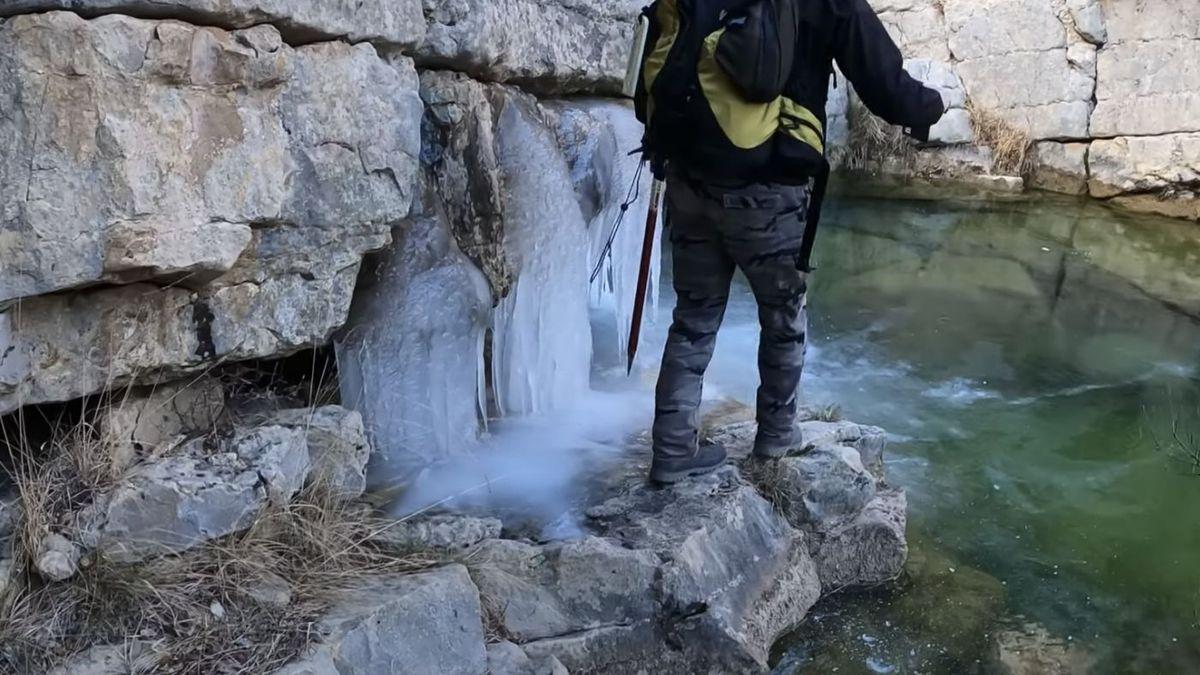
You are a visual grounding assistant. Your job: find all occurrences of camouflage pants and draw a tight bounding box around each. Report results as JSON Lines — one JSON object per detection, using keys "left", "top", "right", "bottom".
{"left": 653, "top": 174, "right": 811, "bottom": 460}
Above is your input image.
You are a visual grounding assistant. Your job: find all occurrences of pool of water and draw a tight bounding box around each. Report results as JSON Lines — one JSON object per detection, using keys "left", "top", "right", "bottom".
{"left": 653, "top": 192, "right": 1200, "bottom": 673}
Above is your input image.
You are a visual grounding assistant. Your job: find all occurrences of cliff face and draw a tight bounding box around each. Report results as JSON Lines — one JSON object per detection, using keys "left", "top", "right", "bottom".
{"left": 837, "top": 0, "right": 1199, "bottom": 221}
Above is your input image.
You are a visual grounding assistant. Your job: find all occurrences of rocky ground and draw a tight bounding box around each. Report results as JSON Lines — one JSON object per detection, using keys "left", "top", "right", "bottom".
{"left": 0, "top": 394, "right": 905, "bottom": 674}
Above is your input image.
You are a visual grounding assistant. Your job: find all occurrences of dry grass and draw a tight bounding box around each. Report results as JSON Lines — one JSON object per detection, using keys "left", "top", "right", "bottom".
{"left": 966, "top": 100, "right": 1033, "bottom": 176}
{"left": 0, "top": 400, "right": 433, "bottom": 675}
{"left": 740, "top": 458, "right": 794, "bottom": 516}
{"left": 845, "top": 99, "right": 918, "bottom": 172}
{"left": 813, "top": 404, "right": 843, "bottom": 423}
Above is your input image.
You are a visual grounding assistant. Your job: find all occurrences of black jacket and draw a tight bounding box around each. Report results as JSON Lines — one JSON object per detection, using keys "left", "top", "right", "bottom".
{"left": 789, "top": 0, "right": 945, "bottom": 144}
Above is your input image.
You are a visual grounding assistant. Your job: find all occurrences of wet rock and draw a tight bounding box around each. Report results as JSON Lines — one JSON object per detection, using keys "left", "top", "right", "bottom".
{"left": 264, "top": 407, "right": 371, "bottom": 499}
{"left": 102, "top": 377, "right": 225, "bottom": 474}
{"left": 812, "top": 489, "right": 908, "bottom": 589}
{"left": 0, "top": 0, "right": 425, "bottom": 48}
{"left": 996, "top": 621, "right": 1096, "bottom": 674}
{"left": 1029, "top": 141, "right": 1089, "bottom": 196}
{"left": 417, "top": 0, "right": 640, "bottom": 95}
{"left": 0, "top": 12, "right": 421, "bottom": 413}
{"left": 373, "top": 514, "right": 502, "bottom": 553}
{"left": 312, "top": 565, "right": 488, "bottom": 675}
{"left": 92, "top": 426, "right": 310, "bottom": 562}
{"left": 36, "top": 533, "right": 83, "bottom": 582}
{"left": 487, "top": 641, "right": 569, "bottom": 675}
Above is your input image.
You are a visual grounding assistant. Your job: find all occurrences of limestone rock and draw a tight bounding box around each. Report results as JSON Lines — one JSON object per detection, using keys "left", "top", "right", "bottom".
{"left": 487, "top": 641, "right": 569, "bottom": 675}
{"left": 875, "top": 0, "right": 951, "bottom": 60}
{"left": 264, "top": 407, "right": 371, "bottom": 499}
{"left": 0, "top": 12, "right": 422, "bottom": 412}
{"left": 36, "top": 533, "right": 82, "bottom": 582}
{"left": 102, "top": 377, "right": 225, "bottom": 474}
{"left": 773, "top": 444, "right": 880, "bottom": 532}
{"left": 272, "top": 648, "right": 338, "bottom": 675}
{"left": 584, "top": 467, "right": 823, "bottom": 672}
{"left": 1088, "top": 135, "right": 1200, "bottom": 220}
{"left": 1092, "top": 39, "right": 1200, "bottom": 137}
{"left": 0, "top": 0, "right": 425, "bottom": 48}
{"left": 373, "top": 514, "right": 502, "bottom": 552}
{"left": 471, "top": 537, "right": 659, "bottom": 643}
{"left": 314, "top": 565, "right": 488, "bottom": 675}
{"left": 1098, "top": 0, "right": 1200, "bottom": 44}
{"left": 92, "top": 426, "right": 310, "bottom": 562}
{"left": 904, "top": 59, "right": 973, "bottom": 145}
{"left": 944, "top": 0, "right": 1093, "bottom": 140}
{"left": 417, "top": 0, "right": 642, "bottom": 95}
{"left": 812, "top": 489, "right": 908, "bottom": 589}
{"left": 1066, "top": 0, "right": 1107, "bottom": 45}
{"left": 1028, "top": 141, "right": 1090, "bottom": 195}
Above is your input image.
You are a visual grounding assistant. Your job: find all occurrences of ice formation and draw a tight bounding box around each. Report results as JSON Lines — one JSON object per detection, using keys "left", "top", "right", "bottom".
{"left": 489, "top": 98, "right": 595, "bottom": 417}
{"left": 336, "top": 202, "right": 493, "bottom": 487}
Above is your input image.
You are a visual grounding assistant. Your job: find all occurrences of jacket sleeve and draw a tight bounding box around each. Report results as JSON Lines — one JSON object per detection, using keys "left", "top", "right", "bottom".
{"left": 832, "top": 0, "right": 945, "bottom": 140}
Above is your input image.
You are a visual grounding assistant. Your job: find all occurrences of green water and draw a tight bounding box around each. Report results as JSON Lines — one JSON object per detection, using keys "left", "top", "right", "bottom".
{"left": 688, "top": 193, "right": 1200, "bottom": 673}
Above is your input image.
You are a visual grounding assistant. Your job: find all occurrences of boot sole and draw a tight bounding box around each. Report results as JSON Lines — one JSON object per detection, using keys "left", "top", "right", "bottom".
{"left": 649, "top": 460, "right": 726, "bottom": 485}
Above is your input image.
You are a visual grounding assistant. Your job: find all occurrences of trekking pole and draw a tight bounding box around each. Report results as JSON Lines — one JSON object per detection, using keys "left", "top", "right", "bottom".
{"left": 627, "top": 178, "right": 664, "bottom": 375}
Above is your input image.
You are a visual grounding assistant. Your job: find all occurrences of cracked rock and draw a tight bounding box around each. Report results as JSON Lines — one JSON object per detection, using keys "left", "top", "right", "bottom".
{"left": 263, "top": 406, "right": 372, "bottom": 499}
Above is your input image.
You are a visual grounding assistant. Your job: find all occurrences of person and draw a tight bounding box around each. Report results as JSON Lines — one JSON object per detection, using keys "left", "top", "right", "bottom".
{"left": 645, "top": 0, "right": 946, "bottom": 484}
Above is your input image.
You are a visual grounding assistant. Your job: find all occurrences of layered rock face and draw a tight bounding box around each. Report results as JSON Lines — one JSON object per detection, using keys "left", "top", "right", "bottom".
{"left": 846, "top": 0, "right": 1200, "bottom": 221}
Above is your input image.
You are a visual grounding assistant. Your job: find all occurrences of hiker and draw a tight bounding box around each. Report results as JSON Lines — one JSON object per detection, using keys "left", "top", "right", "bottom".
{"left": 633, "top": 0, "right": 946, "bottom": 483}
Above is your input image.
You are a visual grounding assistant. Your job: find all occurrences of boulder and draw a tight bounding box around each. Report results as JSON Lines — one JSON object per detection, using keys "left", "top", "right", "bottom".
{"left": 263, "top": 407, "right": 371, "bottom": 499}
{"left": 1028, "top": 141, "right": 1090, "bottom": 195}
{"left": 373, "top": 514, "right": 503, "bottom": 553}
{"left": 90, "top": 425, "right": 310, "bottom": 562}
{"left": 417, "top": 0, "right": 641, "bottom": 95}
{"left": 312, "top": 565, "right": 488, "bottom": 675}
{"left": 36, "top": 532, "right": 83, "bottom": 582}
{"left": 771, "top": 444, "right": 880, "bottom": 532}
{"left": 0, "top": 12, "right": 421, "bottom": 413}
{"left": 1088, "top": 135, "right": 1200, "bottom": 220}
{"left": 812, "top": 489, "right": 908, "bottom": 589}
{"left": 0, "top": 0, "right": 425, "bottom": 48}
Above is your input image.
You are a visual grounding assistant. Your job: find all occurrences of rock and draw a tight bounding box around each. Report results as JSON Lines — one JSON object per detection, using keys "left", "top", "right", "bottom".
{"left": 417, "top": 0, "right": 641, "bottom": 95}
{"left": 0, "top": 0, "right": 425, "bottom": 48}
{"left": 313, "top": 565, "right": 488, "bottom": 675}
{"left": 1066, "top": 0, "right": 1107, "bottom": 45}
{"left": 812, "top": 489, "right": 908, "bottom": 589}
{"left": 582, "top": 467, "right": 823, "bottom": 672}
{"left": 46, "top": 641, "right": 165, "bottom": 675}
{"left": 264, "top": 407, "right": 371, "bottom": 499}
{"left": 772, "top": 444, "right": 880, "bottom": 532}
{"left": 272, "top": 648, "right": 338, "bottom": 675}
{"left": 875, "top": 0, "right": 952, "bottom": 60}
{"left": 996, "top": 621, "right": 1096, "bottom": 674}
{"left": 373, "top": 514, "right": 502, "bottom": 552}
{"left": 928, "top": 108, "right": 975, "bottom": 145}
{"left": 0, "top": 557, "right": 13, "bottom": 598}
{"left": 1098, "top": 0, "right": 1199, "bottom": 44}
{"left": 92, "top": 426, "right": 310, "bottom": 562}
{"left": 0, "top": 489, "right": 18, "bottom": 546}
{"left": 102, "top": 377, "right": 225, "bottom": 474}
{"left": 1088, "top": 134, "right": 1200, "bottom": 220}
{"left": 240, "top": 570, "right": 293, "bottom": 607}
{"left": 336, "top": 183, "right": 493, "bottom": 480}
{"left": 0, "top": 12, "right": 422, "bottom": 413}
{"left": 471, "top": 537, "right": 660, "bottom": 643}
{"left": 904, "top": 59, "right": 973, "bottom": 146}
{"left": 487, "top": 641, "right": 569, "bottom": 675}
{"left": 1092, "top": 39, "right": 1200, "bottom": 137}
{"left": 1028, "top": 141, "right": 1090, "bottom": 195}
{"left": 36, "top": 533, "right": 82, "bottom": 582}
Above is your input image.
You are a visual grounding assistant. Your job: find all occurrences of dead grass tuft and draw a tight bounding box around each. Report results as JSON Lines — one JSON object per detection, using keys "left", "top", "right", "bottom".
{"left": 845, "top": 99, "right": 918, "bottom": 172}
{"left": 0, "top": 403, "right": 434, "bottom": 674}
{"left": 966, "top": 100, "right": 1033, "bottom": 176}
{"left": 739, "top": 458, "right": 794, "bottom": 516}
{"left": 814, "top": 404, "right": 843, "bottom": 423}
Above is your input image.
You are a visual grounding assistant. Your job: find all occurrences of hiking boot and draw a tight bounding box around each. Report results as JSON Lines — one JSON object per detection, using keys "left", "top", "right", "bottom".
{"left": 752, "top": 432, "right": 808, "bottom": 460}
{"left": 650, "top": 442, "right": 728, "bottom": 484}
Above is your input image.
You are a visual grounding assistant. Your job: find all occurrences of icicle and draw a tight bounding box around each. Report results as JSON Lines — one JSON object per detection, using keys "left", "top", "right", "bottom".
{"left": 489, "top": 96, "right": 593, "bottom": 416}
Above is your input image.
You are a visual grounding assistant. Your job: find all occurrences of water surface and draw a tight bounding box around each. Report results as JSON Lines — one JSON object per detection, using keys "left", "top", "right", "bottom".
{"left": 655, "top": 193, "right": 1200, "bottom": 673}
